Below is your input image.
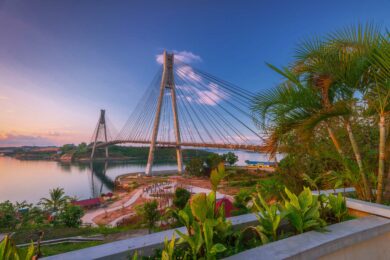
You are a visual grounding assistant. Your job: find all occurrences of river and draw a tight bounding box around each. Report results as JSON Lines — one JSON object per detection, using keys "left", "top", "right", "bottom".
{"left": 0, "top": 150, "right": 278, "bottom": 203}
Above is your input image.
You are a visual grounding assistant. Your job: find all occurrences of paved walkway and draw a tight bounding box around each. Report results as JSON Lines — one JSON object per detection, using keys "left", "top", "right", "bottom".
{"left": 82, "top": 189, "right": 143, "bottom": 226}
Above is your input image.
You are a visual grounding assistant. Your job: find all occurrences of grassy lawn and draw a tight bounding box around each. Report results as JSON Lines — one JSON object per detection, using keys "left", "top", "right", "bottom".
{"left": 7, "top": 225, "right": 141, "bottom": 245}
{"left": 18, "top": 241, "right": 104, "bottom": 257}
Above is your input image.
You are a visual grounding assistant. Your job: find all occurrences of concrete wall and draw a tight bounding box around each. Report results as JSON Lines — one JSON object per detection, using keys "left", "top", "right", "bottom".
{"left": 226, "top": 216, "right": 390, "bottom": 260}
{"left": 320, "top": 231, "right": 390, "bottom": 260}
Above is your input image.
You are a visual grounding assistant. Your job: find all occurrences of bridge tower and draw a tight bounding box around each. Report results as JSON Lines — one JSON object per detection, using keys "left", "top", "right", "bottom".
{"left": 145, "top": 51, "right": 183, "bottom": 175}
{"left": 90, "top": 109, "right": 109, "bottom": 160}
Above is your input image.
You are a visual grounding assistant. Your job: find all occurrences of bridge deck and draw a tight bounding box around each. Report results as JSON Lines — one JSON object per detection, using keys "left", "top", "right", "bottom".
{"left": 94, "top": 140, "right": 268, "bottom": 153}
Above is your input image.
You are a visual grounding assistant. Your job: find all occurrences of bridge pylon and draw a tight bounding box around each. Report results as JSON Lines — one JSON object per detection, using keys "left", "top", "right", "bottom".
{"left": 90, "top": 109, "right": 109, "bottom": 160}
{"left": 145, "top": 51, "right": 183, "bottom": 175}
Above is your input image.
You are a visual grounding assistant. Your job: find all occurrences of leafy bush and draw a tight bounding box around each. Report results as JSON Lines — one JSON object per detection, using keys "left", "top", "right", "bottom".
{"left": 281, "top": 187, "right": 326, "bottom": 234}
{"left": 205, "top": 154, "right": 224, "bottom": 170}
{"left": 256, "top": 177, "right": 284, "bottom": 200}
{"left": 221, "top": 152, "right": 238, "bottom": 166}
{"left": 232, "top": 189, "right": 252, "bottom": 216}
{"left": 59, "top": 204, "right": 84, "bottom": 228}
{"left": 185, "top": 158, "right": 205, "bottom": 176}
{"left": 0, "top": 201, "right": 18, "bottom": 229}
{"left": 136, "top": 200, "right": 160, "bottom": 233}
{"left": 174, "top": 163, "right": 231, "bottom": 259}
{"left": 252, "top": 191, "right": 281, "bottom": 243}
{"left": 328, "top": 193, "right": 348, "bottom": 223}
{"left": 173, "top": 188, "right": 191, "bottom": 210}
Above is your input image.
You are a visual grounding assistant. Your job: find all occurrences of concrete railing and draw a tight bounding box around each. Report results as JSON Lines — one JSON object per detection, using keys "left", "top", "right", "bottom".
{"left": 42, "top": 213, "right": 258, "bottom": 260}
{"left": 43, "top": 192, "right": 390, "bottom": 260}
{"left": 226, "top": 215, "right": 390, "bottom": 260}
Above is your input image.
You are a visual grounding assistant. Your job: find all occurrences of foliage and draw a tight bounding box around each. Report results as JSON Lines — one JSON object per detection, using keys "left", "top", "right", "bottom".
{"left": 173, "top": 188, "right": 191, "bottom": 210}
{"left": 205, "top": 154, "right": 224, "bottom": 170}
{"left": 251, "top": 23, "right": 390, "bottom": 203}
{"left": 0, "top": 235, "right": 35, "bottom": 260}
{"left": 136, "top": 200, "right": 160, "bottom": 233}
{"left": 252, "top": 190, "right": 282, "bottom": 243}
{"left": 174, "top": 163, "right": 231, "bottom": 259}
{"left": 256, "top": 177, "right": 284, "bottom": 201}
{"left": 281, "top": 187, "right": 326, "bottom": 234}
{"left": 0, "top": 201, "right": 18, "bottom": 230}
{"left": 327, "top": 193, "right": 348, "bottom": 223}
{"left": 58, "top": 204, "right": 84, "bottom": 228}
{"left": 221, "top": 152, "right": 238, "bottom": 166}
{"left": 185, "top": 158, "right": 205, "bottom": 177}
{"left": 39, "top": 187, "right": 70, "bottom": 212}
{"left": 231, "top": 189, "right": 252, "bottom": 216}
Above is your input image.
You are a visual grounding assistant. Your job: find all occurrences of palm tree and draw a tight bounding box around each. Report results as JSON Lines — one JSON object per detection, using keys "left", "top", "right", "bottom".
{"left": 251, "top": 66, "right": 351, "bottom": 164}
{"left": 39, "top": 187, "right": 69, "bottom": 212}
{"left": 364, "top": 35, "right": 390, "bottom": 202}
{"left": 288, "top": 27, "right": 382, "bottom": 201}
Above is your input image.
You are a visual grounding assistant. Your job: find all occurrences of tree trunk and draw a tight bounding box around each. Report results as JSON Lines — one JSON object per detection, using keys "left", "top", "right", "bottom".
{"left": 376, "top": 115, "right": 386, "bottom": 203}
{"left": 383, "top": 164, "right": 390, "bottom": 201}
{"left": 344, "top": 120, "right": 372, "bottom": 201}
{"left": 326, "top": 123, "right": 344, "bottom": 156}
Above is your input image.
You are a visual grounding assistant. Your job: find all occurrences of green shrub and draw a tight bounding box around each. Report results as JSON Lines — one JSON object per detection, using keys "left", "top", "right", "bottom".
{"left": 232, "top": 189, "right": 252, "bottom": 216}
{"left": 185, "top": 158, "right": 205, "bottom": 176}
{"left": 173, "top": 188, "right": 191, "bottom": 210}
{"left": 221, "top": 152, "right": 238, "bottom": 166}
{"left": 59, "top": 204, "right": 84, "bottom": 228}
{"left": 136, "top": 200, "right": 160, "bottom": 233}
{"left": 281, "top": 187, "right": 326, "bottom": 234}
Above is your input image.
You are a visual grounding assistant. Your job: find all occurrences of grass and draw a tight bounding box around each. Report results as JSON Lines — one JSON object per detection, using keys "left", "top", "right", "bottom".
{"left": 18, "top": 241, "right": 104, "bottom": 257}
{"left": 7, "top": 225, "right": 141, "bottom": 244}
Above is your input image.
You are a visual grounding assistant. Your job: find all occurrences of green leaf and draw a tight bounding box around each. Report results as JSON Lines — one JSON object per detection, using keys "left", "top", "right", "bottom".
{"left": 210, "top": 243, "right": 226, "bottom": 254}
{"left": 190, "top": 193, "right": 208, "bottom": 223}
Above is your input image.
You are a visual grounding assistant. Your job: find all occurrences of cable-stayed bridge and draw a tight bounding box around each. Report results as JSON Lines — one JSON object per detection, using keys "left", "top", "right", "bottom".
{"left": 90, "top": 51, "right": 266, "bottom": 175}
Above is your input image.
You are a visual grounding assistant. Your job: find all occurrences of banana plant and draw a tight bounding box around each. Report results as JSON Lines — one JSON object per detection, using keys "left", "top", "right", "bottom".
{"left": 0, "top": 235, "right": 35, "bottom": 260}
{"left": 252, "top": 190, "right": 282, "bottom": 243}
{"left": 282, "top": 187, "right": 326, "bottom": 234}
{"left": 328, "top": 193, "right": 348, "bottom": 223}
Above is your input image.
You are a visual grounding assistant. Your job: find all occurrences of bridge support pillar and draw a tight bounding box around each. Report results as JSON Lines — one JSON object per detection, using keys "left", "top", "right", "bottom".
{"left": 146, "top": 51, "right": 183, "bottom": 175}
{"left": 90, "top": 109, "right": 109, "bottom": 160}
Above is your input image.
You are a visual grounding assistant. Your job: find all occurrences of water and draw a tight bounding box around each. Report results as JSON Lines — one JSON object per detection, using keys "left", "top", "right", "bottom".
{"left": 0, "top": 151, "right": 278, "bottom": 203}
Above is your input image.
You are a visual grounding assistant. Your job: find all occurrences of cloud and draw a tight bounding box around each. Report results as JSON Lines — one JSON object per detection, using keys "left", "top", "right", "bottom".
{"left": 177, "top": 83, "right": 226, "bottom": 106}
{"left": 176, "top": 65, "right": 203, "bottom": 82}
{"left": 0, "top": 133, "right": 55, "bottom": 147}
{"left": 0, "top": 96, "right": 9, "bottom": 100}
{"left": 156, "top": 50, "right": 202, "bottom": 64}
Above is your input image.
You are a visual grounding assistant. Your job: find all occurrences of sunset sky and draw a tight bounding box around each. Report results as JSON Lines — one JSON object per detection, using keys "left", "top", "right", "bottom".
{"left": 0, "top": 0, "right": 389, "bottom": 147}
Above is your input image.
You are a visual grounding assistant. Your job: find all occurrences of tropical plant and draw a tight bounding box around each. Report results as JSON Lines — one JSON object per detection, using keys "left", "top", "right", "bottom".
{"left": 162, "top": 233, "right": 177, "bottom": 260}
{"left": 328, "top": 193, "right": 348, "bottom": 223}
{"left": 136, "top": 200, "right": 160, "bottom": 233}
{"left": 281, "top": 187, "right": 326, "bottom": 234}
{"left": 364, "top": 35, "right": 390, "bottom": 202}
{"left": 252, "top": 190, "right": 282, "bottom": 243}
{"left": 175, "top": 163, "right": 230, "bottom": 259}
{"left": 0, "top": 235, "right": 35, "bottom": 260}
{"left": 39, "top": 187, "right": 69, "bottom": 212}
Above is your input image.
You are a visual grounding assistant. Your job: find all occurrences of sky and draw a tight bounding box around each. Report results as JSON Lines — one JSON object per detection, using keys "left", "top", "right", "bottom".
{"left": 0, "top": 0, "right": 389, "bottom": 147}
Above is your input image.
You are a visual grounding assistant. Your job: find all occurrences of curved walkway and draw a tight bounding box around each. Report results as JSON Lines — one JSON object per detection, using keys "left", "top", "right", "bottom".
{"left": 82, "top": 189, "right": 143, "bottom": 226}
